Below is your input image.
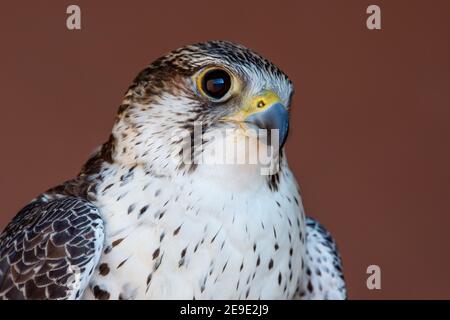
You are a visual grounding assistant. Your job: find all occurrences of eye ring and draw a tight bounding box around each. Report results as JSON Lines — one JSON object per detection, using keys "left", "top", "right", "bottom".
{"left": 196, "top": 67, "right": 233, "bottom": 101}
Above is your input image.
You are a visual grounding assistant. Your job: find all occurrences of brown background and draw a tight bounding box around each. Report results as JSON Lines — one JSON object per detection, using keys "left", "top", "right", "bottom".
{"left": 0, "top": 0, "right": 449, "bottom": 299}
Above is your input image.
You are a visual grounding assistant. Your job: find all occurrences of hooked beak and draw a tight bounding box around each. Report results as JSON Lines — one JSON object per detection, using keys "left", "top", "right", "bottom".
{"left": 223, "top": 90, "right": 289, "bottom": 148}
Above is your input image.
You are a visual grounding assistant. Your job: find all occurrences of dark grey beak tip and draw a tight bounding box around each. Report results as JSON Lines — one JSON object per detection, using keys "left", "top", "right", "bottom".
{"left": 245, "top": 102, "right": 289, "bottom": 148}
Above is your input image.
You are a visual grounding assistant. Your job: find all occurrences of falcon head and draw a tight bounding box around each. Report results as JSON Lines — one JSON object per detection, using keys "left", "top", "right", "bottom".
{"left": 111, "top": 41, "right": 294, "bottom": 176}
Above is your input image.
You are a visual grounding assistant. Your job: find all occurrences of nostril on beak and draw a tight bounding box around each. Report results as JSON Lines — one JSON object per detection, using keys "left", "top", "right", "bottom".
{"left": 257, "top": 100, "right": 266, "bottom": 108}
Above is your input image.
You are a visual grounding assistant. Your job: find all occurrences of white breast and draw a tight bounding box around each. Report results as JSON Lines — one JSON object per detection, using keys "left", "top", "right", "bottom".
{"left": 82, "top": 161, "right": 305, "bottom": 300}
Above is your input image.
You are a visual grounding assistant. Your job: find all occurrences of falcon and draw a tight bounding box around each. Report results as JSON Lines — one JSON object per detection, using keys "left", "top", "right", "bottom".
{"left": 0, "top": 41, "right": 346, "bottom": 300}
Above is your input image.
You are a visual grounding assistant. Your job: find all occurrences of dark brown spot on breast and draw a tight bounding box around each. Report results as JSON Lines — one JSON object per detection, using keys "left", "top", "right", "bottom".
{"left": 93, "top": 285, "right": 110, "bottom": 300}
{"left": 117, "top": 259, "right": 128, "bottom": 269}
{"left": 99, "top": 263, "right": 110, "bottom": 276}
{"left": 307, "top": 281, "right": 313, "bottom": 293}
{"left": 173, "top": 225, "right": 182, "bottom": 236}
{"left": 128, "top": 204, "right": 136, "bottom": 214}
{"left": 102, "top": 184, "right": 114, "bottom": 192}
{"left": 139, "top": 205, "right": 149, "bottom": 216}
{"left": 152, "top": 248, "right": 160, "bottom": 260}
{"left": 112, "top": 238, "right": 124, "bottom": 247}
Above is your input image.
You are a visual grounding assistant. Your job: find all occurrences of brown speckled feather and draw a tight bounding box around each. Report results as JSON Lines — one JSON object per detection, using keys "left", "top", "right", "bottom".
{"left": 0, "top": 197, "right": 104, "bottom": 300}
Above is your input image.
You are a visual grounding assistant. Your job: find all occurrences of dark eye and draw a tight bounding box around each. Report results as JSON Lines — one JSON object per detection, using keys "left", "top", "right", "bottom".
{"left": 200, "top": 68, "right": 232, "bottom": 100}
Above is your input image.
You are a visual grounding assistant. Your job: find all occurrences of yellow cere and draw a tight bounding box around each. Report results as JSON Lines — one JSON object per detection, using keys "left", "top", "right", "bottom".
{"left": 226, "top": 90, "right": 283, "bottom": 122}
